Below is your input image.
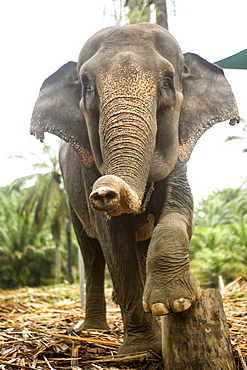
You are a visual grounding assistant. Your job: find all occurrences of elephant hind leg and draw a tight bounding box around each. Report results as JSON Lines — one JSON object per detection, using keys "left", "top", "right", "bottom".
{"left": 70, "top": 205, "right": 109, "bottom": 331}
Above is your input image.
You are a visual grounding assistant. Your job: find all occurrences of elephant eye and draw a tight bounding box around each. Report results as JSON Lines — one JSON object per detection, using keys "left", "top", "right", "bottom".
{"left": 162, "top": 78, "right": 173, "bottom": 89}
{"left": 81, "top": 73, "right": 94, "bottom": 93}
{"left": 86, "top": 82, "right": 93, "bottom": 92}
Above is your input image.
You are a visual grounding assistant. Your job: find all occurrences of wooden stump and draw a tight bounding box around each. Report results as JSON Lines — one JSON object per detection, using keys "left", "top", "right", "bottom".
{"left": 161, "top": 289, "right": 236, "bottom": 370}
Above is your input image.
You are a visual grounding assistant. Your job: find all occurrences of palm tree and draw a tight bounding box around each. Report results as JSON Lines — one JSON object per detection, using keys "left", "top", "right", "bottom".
{"left": 194, "top": 188, "right": 245, "bottom": 229}
{"left": 190, "top": 225, "right": 246, "bottom": 287}
{"left": 11, "top": 145, "right": 71, "bottom": 284}
{"left": 190, "top": 187, "right": 247, "bottom": 287}
{"left": 0, "top": 187, "right": 54, "bottom": 287}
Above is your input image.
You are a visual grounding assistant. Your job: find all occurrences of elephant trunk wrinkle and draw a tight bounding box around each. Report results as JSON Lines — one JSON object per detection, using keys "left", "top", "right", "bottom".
{"left": 102, "top": 111, "right": 153, "bottom": 130}
{"left": 100, "top": 118, "right": 156, "bottom": 198}
{"left": 95, "top": 93, "right": 157, "bottom": 213}
{"left": 100, "top": 97, "right": 155, "bottom": 138}
{"left": 101, "top": 96, "right": 155, "bottom": 121}
{"left": 103, "top": 143, "right": 151, "bottom": 195}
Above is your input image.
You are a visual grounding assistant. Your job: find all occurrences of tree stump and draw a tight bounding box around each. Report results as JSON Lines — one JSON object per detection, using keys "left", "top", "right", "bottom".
{"left": 161, "top": 289, "right": 236, "bottom": 370}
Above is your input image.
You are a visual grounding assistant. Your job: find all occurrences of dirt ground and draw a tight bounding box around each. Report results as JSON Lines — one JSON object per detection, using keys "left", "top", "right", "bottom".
{"left": 0, "top": 278, "right": 246, "bottom": 369}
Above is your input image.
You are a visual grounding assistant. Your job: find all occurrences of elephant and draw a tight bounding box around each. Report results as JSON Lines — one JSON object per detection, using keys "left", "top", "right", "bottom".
{"left": 30, "top": 23, "right": 239, "bottom": 355}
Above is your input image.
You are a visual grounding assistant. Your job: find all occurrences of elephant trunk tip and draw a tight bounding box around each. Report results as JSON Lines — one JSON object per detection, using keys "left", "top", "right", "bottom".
{"left": 89, "top": 175, "right": 141, "bottom": 216}
{"left": 90, "top": 186, "right": 120, "bottom": 213}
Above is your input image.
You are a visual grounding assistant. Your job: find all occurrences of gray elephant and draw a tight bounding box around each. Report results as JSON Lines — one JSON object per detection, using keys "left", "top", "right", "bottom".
{"left": 30, "top": 23, "right": 239, "bottom": 354}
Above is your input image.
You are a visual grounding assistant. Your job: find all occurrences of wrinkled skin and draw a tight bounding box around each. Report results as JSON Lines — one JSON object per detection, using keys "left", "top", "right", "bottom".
{"left": 30, "top": 23, "right": 239, "bottom": 354}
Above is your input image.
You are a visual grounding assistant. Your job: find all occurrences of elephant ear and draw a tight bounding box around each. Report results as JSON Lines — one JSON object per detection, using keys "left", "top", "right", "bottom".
{"left": 30, "top": 62, "right": 94, "bottom": 167}
{"left": 179, "top": 53, "right": 239, "bottom": 162}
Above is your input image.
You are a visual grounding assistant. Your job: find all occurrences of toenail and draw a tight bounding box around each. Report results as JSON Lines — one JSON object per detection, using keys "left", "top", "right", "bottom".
{"left": 151, "top": 302, "right": 170, "bottom": 316}
{"left": 172, "top": 298, "right": 191, "bottom": 313}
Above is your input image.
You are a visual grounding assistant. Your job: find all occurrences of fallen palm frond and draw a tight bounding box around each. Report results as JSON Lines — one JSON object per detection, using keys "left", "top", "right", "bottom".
{"left": 0, "top": 280, "right": 246, "bottom": 369}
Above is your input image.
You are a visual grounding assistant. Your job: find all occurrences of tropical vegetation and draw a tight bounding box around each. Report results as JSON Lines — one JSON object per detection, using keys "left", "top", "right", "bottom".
{"left": 0, "top": 145, "right": 78, "bottom": 289}
{"left": 113, "top": 0, "right": 171, "bottom": 29}
{"left": 190, "top": 187, "right": 247, "bottom": 288}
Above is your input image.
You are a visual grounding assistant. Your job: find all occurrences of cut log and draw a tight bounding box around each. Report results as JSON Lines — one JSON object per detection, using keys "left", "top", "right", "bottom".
{"left": 161, "top": 289, "right": 236, "bottom": 370}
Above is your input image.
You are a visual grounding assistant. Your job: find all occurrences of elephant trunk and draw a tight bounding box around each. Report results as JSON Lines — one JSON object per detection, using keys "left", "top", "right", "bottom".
{"left": 90, "top": 97, "right": 156, "bottom": 216}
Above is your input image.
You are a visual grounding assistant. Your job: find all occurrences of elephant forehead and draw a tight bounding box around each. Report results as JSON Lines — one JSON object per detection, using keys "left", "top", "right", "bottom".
{"left": 96, "top": 57, "right": 160, "bottom": 99}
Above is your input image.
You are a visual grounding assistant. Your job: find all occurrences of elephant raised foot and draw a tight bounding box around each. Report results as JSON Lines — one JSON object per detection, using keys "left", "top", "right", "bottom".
{"left": 143, "top": 269, "right": 202, "bottom": 315}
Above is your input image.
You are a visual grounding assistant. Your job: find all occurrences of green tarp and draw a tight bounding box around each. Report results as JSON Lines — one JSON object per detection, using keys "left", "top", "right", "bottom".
{"left": 215, "top": 49, "right": 247, "bottom": 69}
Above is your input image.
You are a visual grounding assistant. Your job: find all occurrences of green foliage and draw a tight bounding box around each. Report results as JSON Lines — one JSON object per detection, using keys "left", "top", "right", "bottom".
{"left": 112, "top": 0, "right": 149, "bottom": 25}
{"left": 125, "top": 0, "right": 152, "bottom": 24}
{"left": 112, "top": 0, "right": 171, "bottom": 27}
{"left": 0, "top": 145, "right": 78, "bottom": 288}
{"left": 0, "top": 188, "right": 55, "bottom": 288}
{"left": 190, "top": 187, "right": 247, "bottom": 287}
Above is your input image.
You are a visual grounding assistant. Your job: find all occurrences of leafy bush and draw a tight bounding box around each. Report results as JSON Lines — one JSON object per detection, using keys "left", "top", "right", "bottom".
{"left": 0, "top": 188, "right": 55, "bottom": 288}
{"left": 190, "top": 187, "right": 247, "bottom": 287}
{"left": 0, "top": 146, "right": 79, "bottom": 288}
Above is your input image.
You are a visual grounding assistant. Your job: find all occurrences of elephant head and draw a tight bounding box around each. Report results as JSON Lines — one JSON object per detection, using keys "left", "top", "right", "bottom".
{"left": 30, "top": 23, "right": 239, "bottom": 216}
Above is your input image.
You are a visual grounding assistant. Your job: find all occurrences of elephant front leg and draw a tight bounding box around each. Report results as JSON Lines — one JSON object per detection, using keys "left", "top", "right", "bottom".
{"left": 96, "top": 214, "right": 161, "bottom": 355}
{"left": 143, "top": 212, "right": 201, "bottom": 315}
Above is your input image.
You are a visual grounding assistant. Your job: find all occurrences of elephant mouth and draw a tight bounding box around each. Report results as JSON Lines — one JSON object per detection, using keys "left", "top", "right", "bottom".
{"left": 89, "top": 175, "right": 142, "bottom": 216}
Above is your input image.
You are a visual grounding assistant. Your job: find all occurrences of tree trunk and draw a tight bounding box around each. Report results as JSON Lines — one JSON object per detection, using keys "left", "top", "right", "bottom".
{"left": 78, "top": 248, "right": 85, "bottom": 309}
{"left": 55, "top": 241, "right": 61, "bottom": 284}
{"left": 162, "top": 289, "right": 236, "bottom": 369}
{"left": 66, "top": 219, "right": 73, "bottom": 284}
{"left": 154, "top": 0, "right": 168, "bottom": 30}
{"left": 52, "top": 222, "right": 61, "bottom": 284}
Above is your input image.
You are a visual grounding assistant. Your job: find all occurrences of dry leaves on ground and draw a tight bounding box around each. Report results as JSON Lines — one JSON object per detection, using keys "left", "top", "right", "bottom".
{"left": 0, "top": 285, "right": 161, "bottom": 370}
{"left": 222, "top": 277, "right": 247, "bottom": 370}
{"left": 0, "top": 278, "right": 246, "bottom": 370}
